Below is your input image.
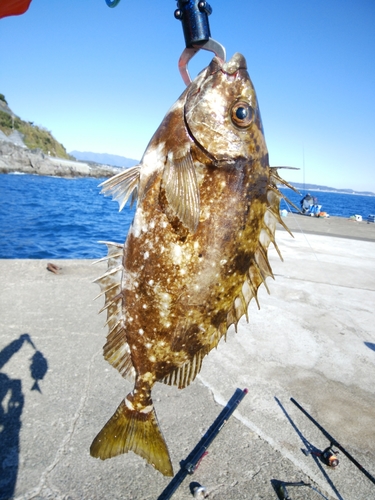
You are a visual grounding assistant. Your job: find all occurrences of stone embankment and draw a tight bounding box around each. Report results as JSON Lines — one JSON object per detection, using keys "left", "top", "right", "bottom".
{"left": 0, "top": 138, "right": 121, "bottom": 178}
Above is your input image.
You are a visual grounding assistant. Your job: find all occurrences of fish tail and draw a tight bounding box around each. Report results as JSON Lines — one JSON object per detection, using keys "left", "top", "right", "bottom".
{"left": 90, "top": 399, "right": 173, "bottom": 477}
{"left": 31, "top": 381, "right": 41, "bottom": 393}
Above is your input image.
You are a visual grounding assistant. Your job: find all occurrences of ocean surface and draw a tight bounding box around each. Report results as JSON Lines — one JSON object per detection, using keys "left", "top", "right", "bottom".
{"left": 1, "top": 173, "right": 374, "bottom": 259}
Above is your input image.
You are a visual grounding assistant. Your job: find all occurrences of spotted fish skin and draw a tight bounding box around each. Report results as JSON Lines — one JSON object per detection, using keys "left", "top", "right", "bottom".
{"left": 90, "top": 53, "right": 291, "bottom": 476}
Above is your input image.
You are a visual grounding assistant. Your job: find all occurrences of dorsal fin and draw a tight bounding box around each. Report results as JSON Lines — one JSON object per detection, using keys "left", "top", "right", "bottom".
{"left": 215, "top": 176, "right": 292, "bottom": 341}
{"left": 99, "top": 165, "right": 141, "bottom": 211}
{"left": 162, "top": 151, "right": 200, "bottom": 233}
{"left": 94, "top": 242, "right": 135, "bottom": 381}
{"left": 224, "top": 176, "right": 291, "bottom": 334}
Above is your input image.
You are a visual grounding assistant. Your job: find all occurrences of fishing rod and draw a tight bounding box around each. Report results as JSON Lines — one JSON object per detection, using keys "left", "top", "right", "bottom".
{"left": 157, "top": 388, "right": 248, "bottom": 500}
{"left": 290, "top": 397, "right": 375, "bottom": 486}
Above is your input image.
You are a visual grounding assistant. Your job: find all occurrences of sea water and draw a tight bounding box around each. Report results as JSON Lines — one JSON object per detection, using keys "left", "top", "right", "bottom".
{"left": 0, "top": 174, "right": 374, "bottom": 259}
{"left": 0, "top": 174, "right": 135, "bottom": 259}
{"left": 279, "top": 188, "right": 375, "bottom": 220}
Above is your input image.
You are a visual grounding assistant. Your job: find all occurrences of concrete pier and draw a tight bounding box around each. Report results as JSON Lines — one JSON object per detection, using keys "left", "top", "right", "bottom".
{"left": 1, "top": 215, "right": 374, "bottom": 499}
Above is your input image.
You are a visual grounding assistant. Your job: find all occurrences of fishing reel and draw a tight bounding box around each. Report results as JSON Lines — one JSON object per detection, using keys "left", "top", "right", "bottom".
{"left": 321, "top": 446, "right": 339, "bottom": 467}
{"left": 303, "top": 445, "right": 340, "bottom": 468}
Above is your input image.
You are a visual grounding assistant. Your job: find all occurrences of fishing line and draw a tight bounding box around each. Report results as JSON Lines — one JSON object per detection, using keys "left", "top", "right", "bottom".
{"left": 279, "top": 197, "right": 321, "bottom": 263}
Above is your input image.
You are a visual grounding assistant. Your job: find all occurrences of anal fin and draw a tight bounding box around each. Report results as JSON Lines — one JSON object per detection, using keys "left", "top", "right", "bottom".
{"left": 103, "top": 321, "right": 135, "bottom": 380}
{"left": 90, "top": 399, "right": 173, "bottom": 477}
{"left": 161, "top": 349, "right": 205, "bottom": 389}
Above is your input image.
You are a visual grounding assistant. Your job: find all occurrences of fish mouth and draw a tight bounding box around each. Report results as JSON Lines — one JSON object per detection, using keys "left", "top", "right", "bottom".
{"left": 221, "top": 53, "right": 247, "bottom": 75}
{"left": 205, "top": 52, "right": 247, "bottom": 78}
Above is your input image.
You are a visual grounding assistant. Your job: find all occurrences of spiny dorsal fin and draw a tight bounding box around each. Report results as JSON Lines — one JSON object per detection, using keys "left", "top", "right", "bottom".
{"left": 223, "top": 178, "right": 291, "bottom": 335}
{"left": 162, "top": 151, "right": 200, "bottom": 233}
{"left": 94, "top": 242, "right": 135, "bottom": 381}
{"left": 99, "top": 165, "right": 141, "bottom": 211}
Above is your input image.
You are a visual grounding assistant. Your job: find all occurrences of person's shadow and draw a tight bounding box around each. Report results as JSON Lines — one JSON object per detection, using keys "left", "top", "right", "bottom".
{"left": 0, "top": 334, "right": 48, "bottom": 500}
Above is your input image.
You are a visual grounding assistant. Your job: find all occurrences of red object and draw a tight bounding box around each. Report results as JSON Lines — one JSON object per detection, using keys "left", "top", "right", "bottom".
{"left": 0, "top": 0, "right": 32, "bottom": 19}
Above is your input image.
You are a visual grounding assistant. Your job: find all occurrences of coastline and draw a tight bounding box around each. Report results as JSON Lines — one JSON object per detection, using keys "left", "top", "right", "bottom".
{"left": 284, "top": 183, "right": 375, "bottom": 197}
{"left": 0, "top": 140, "right": 121, "bottom": 178}
{"left": 291, "top": 189, "right": 375, "bottom": 197}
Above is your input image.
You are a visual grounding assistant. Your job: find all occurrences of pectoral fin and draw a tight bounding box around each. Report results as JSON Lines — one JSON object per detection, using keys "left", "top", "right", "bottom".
{"left": 99, "top": 165, "right": 141, "bottom": 211}
{"left": 162, "top": 152, "right": 200, "bottom": 233}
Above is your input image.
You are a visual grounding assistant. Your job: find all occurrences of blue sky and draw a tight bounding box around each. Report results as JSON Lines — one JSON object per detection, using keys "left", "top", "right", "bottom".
{"left": 1, "top": 0, "right": 375, "bottom": 192}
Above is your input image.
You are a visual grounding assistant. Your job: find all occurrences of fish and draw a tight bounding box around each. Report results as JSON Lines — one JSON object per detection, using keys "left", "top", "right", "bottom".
{"left": 90, "top": 52, "right": 293, "bottom": 476}
{"left": 30, "top": 350, "right": 48, "bottom": 392}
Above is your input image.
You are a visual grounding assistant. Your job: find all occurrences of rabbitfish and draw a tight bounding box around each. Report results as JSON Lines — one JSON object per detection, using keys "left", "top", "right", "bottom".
{"left": 90, "top": 53, "right": 291, "bottom": 476}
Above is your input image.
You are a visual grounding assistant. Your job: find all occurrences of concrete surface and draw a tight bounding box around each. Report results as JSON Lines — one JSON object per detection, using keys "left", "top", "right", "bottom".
{"left": 279, "top": 213, "right": 375, "bottom": 242}
{"left": 0, "top": 217, "right": 374, "bottom": 500}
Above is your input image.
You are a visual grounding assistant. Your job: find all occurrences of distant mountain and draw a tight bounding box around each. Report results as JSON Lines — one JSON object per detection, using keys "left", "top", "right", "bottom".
{"left": 291, "top": 182, "right": 375, "bottom": 197}
{"left": 70, "top": 151, "right": 139, "bottom": 168}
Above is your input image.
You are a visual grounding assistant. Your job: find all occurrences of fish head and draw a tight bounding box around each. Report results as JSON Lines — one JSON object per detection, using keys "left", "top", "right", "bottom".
{"left": 185, "top": 53, "right": 266, "bottom": 164}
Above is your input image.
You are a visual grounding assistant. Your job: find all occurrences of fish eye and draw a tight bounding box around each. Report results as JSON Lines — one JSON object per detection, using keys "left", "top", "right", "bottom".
{"left": 230, "top": 101, "right": 253, "bottom": 128}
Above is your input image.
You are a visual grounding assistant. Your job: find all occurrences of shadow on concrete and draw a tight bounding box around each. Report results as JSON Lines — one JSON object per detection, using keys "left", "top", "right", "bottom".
{"left": 364, "top": 342, "right": 375, "bottom": 352}
{"left": 0, "top": 334, "right": 48, "bottom": 500}
{"left": 270, "top": 478, "right": 331, "bottom": 499}
{"left": 274, "top": 397, "right": 344, "bottom": 500}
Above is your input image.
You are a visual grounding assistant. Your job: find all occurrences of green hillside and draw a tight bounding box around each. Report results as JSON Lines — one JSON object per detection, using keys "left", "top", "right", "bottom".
{"left": 0, "top": 93, "right": 71, "bottom": 159}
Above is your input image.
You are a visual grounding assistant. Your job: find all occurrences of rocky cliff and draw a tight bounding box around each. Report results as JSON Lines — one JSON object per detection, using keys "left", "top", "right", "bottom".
{"left": 0, "top": 139, "right": 122, "bottom": 178}
{"left": 0, "top": 94, "right": 122, "bottom": 178}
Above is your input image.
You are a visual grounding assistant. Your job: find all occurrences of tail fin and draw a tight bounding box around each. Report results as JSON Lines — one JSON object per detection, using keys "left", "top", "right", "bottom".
{"left": 90, "top": 399, "right": 173, "bottom": 477}
{"left": 31, "top": 380, "right": 41, "bottom": 393}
